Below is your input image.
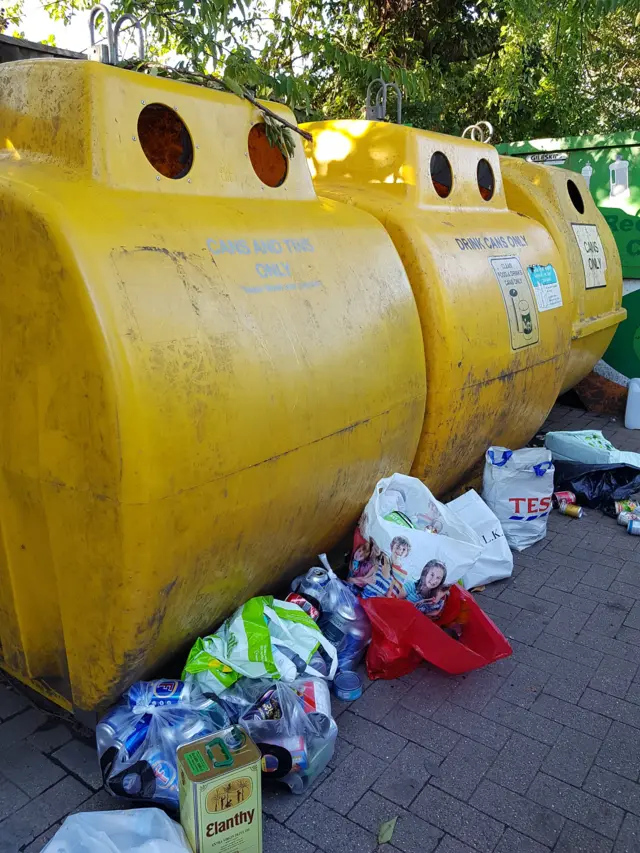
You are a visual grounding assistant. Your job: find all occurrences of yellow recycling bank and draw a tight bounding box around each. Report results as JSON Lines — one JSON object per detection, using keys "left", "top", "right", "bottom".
{"left": 0, "top": 59, "right": 623, "bottom": 714}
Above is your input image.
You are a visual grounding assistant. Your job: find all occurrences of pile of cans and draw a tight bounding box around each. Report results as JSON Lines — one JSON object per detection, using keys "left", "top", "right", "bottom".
{"left": 553, "top": 491, "right": 583, "bottom": 519}
{"left": 614, "top": 498, "right": 640, "bottom": 534}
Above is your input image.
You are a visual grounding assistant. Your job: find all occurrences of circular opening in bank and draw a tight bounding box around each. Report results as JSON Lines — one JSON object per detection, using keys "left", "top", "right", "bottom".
{"left": 477, "top": 158, "right": 495, "bottom": 201}
{"left": 430, "top": 151, "right": 453, "bottom": 198}
{"left": 248, "top": 124, "right": 289, "bottom": 187}
{"left": 137, "top": 104, "right": 193, "bottom": 179}
{"left": 567, "top": 179, "right": 585, "bottom": 214}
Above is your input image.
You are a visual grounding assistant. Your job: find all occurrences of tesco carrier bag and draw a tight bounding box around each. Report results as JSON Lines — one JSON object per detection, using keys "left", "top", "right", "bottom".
{"left": 482, "top": 447, "right": 554, "bottom": 551}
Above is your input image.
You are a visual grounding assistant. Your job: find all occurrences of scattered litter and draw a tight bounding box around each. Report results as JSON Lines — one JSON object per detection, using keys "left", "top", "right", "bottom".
{"left": 446, "top": 488, "right": 513, "bottom": 588}
{"left": 41, "top": 808, "right": 192, "bottom": 852}
{"left": 333, "top": 670, "right": 363, "bottom": 701}
{"left": 97, "top": 679, "right": 229, "bottom": 809}
{"left": 628, "top": 519, "right": 640, "bottom": 536}
{"left": 363, "top": 584, "right": 512, "bottom": 680}
{"left": 378, "top": 816, "right": 398, "bottom": 845}
{"left": 348, "top": 473, "right": 482, "bottom": 611}
{"left": 183, "top": 596, "right": 337, "bottom": 699}
{"left": 178, "top": 725, "right": 263, "bottom": 853}
{"left": 292, "top": 554, "right": 371, "bottom": 672}
{"left": 553, "top": 461, "right": 640, "bottom": 515}
{"left": 483, "top": 447, "right": 554, "bottom": 551}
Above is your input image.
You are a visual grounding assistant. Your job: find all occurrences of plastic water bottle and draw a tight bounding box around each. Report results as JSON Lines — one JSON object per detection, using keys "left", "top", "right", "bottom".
{"left": 625, "top": 379, "right": 640, "bottom": 429}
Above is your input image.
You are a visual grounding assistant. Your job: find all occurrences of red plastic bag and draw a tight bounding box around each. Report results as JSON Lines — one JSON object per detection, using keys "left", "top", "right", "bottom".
{"left": 362, "top": 585, "right": 512, "bottom": 679}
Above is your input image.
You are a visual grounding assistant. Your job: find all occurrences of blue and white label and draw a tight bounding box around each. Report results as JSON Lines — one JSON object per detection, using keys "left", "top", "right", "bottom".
{"left": 527, "top": 263, "right": 563, "bottom": 312}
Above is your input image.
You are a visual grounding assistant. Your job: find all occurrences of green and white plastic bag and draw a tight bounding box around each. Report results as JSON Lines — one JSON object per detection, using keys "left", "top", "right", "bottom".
{"left": 183, "top": 596, "right": 337, "bottom": 697}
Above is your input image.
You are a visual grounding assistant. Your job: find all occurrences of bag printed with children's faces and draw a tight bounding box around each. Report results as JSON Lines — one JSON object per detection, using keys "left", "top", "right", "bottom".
{"left": 348, "top": 474, "right": 483, "bottom": 616}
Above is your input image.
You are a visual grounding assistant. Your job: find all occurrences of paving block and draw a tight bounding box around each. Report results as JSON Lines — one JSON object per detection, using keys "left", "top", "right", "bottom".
{"left": 381, "top": 706, "right": 460, "bottom": 757}
{"left": 400, "top": 676, "right": 456, "bottom": 719}
{"left": 0, "top": 685, "right": 29, "bottom": 721}
{"left": 542, "top": 658, "right": 593, "bottom": 704}
{"left": 504, "top": 612, "right": 550, "bottom": 646}
{"left": 546, "top": 566, "right": 587, "bottom": 593}
{"left": 372, "top": 742, "right": 441, "bottom": 807}
{"left": 53, "top": 739, "right": 103, "bottom": 790}
{"left": 527, "top": 773, "right": 624, "bottom": 840}
{"left": 313, "top": 747, "right": 386, "bottom": 815}
{"left": 510, "top": 569, "right": 553, "bottom": 596}
{"left": 27, "top": 722, "right": 74, "bottom": 755}
{"left": 613, "top": 813, "right": 640, "bottom": 853}
{"left": 496, "top": 664, "right": 549, "bottom": 709}
{"left": 410, "top": 783, "right": 505, "bottom": 853}
{"left": 553, "top": 820, "right": 613, "bottom": 853}
{"left": 580, "top": 687, "right": 640, "bottom": 728}
{"left": 486, "top": 732, "right": 549, "bottom": 794}
{"left": 481, "top": 696, "right": 562, "bottom": 746}
{"left": 327, "top": 736, "right": 355, "bottom": 770}
{"left": 493, "top": 828, "right": 550, "bottom": 853}
{"left": 469, "top": 778, "right": 564, "bottom": 847}
{"left": 0, "top": 741, "right": 66, "bottom": 798}
{"left": 583, "top": 766, "right": 640, "bottom": 816}
{"left": 590, "top": 655, "right": 639, "bottom": 699}
{"left": 450, "top": 669, "right": 505, "bottom": 713}
{"left": 575, "top": 630, "right": 638, "bottom": 663}
{"left": 264, "top": 816, "right": 316, "bottom": 853}
{"left": 336, "top": 711, "right": 407, "bottom": 762}
{"left": 262, "top": 767, "right": 330, "bottom": 822}
{"left": 287, "top": 798, "right": 377, "bottom": 853}
{"left": 617, "top": 625, "right": 640, "bottom": 647}
{"left": 530, "top": 693, "right": 611, "bottom": 739}
{"left": 499, "top": 589, "right": 559, "bottom": 618}
{"left": 0, "top": 775, "right": 90, "bottom": 850}
{"left": 536, "top": 586, "right": 598, "bottom": 615}
{"left": 349, "top": 790, "right": 442, "bottom": 853}
{"left": 432, "top": 702, "right": 510, "bottom": 750}
{"left": 615, "top": 563, "right": 640, "bottom": 589}
{"left": 76, "top": 789, "right": 131, "bottom": 811}
{"left": 541, "top": 727, "right": 601, "bottom": 787}
{"left": 581, "top": 565, "right": 619, "bottom": 591}
{"left": 584, "top": 604, "right": 630, "bottom": 638}
{"left": 430, "top": 736, "right": 496, "bottom": 801}
{"left": 0, "top": 709, "right": 47, "bottom": 752}
{"left": 349, "top": 678, "right": 411, "bottom": 724}
{"left": 22, "top": 822, "right": 62, "bottom": 853}
{"left": 507, "top": 640, "right": 561, "bottom": 675}
{"left": 543, "top": 605, "right": 590, "bottom": 639}
{"left": 624, "top": 600, "right": 640, "bottom": 630}
{"left": 595, "top": 721, "right": 640, "bottom": 782}
{"left": 0, "top": 774, "right": 29, "bottom": 821}
{"left": 435, "top": 835, "right": 478, "bottom": 853}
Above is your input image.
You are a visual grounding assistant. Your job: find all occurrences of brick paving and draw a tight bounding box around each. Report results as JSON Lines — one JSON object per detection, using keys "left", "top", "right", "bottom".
{"left": 2, "top": 404, "right": 640, "bottom": 852}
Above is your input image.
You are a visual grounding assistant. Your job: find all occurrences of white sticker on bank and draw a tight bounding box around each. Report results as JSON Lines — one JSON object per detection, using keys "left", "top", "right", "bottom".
{"left": 571, "top": 223, "right": 607, "bottom": 289}
{"left": 527, "top": 263, "right": 563, "bottom": 312}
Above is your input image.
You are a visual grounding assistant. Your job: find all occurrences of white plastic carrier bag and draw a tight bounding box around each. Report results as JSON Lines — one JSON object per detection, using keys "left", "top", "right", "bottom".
{"left": 42, "top": 808, "right": 191, "bottom": 853}
{"left": 348, "top": 473, "right": 483, "bottom": 614}
{"left": 482, "top": 447, "right": 554, "bottom": 552}
{"left": 447, "top": 489, "right": 513, "bottom": 588}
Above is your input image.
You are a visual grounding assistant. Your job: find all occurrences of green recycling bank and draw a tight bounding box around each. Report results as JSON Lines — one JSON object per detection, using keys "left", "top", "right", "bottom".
{"left": 498, "top": 132, "right": 640, "bottom": 380}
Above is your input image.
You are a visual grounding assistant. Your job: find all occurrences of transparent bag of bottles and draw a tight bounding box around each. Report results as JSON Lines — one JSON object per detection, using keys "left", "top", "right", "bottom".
{"left": 291, "top": 554, "right": 371, "bottom": 671}
{"left": 238, "top": 677, "right": 337, "bottom": 794}
{"left": 96, "top": 679, "right": 229, "bottom": 810}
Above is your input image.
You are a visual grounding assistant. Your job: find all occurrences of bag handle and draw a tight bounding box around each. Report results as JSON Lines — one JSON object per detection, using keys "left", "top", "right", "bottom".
{"left": 488, "top": 449, "right": 512, "bottom": 467}
{"left": 532, "top": 461, "right": 553, "bottom": 477}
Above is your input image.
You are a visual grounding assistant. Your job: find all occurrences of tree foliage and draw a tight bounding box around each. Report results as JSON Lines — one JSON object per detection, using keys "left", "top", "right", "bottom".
{"left": 23, "top": 0, "right": 640, "bottom": 141}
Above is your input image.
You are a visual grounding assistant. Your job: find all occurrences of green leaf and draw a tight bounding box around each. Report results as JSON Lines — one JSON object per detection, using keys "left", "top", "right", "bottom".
{"left": 222, "top": 75, "right": 245, "bottom": 98}
{"left": 378, "top": 817, "right": 397, "bottom": 845}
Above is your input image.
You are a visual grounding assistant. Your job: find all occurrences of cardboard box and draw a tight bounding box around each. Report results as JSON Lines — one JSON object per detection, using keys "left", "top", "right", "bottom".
{"left": 178, "top": 725, "right": 262, "bottom": 853}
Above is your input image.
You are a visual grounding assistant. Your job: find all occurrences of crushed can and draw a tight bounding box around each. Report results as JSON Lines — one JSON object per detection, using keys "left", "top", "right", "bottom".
{"left": 615, "top": 499, "right": 639, "bottom": 515}
{"left": 178, "top": 725, "right": 262, "bottom": 853}
{"left": 628, "top": 520, "right": 640, "bottom": 536}
{"left": 618, "top": 511, "right": 640, "bottom": 526}
{"left": 558, "top": 500, "right": 583, "bottom": 518}
{"left": 553, "top": 491, "right": 576, "bottom": 507}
